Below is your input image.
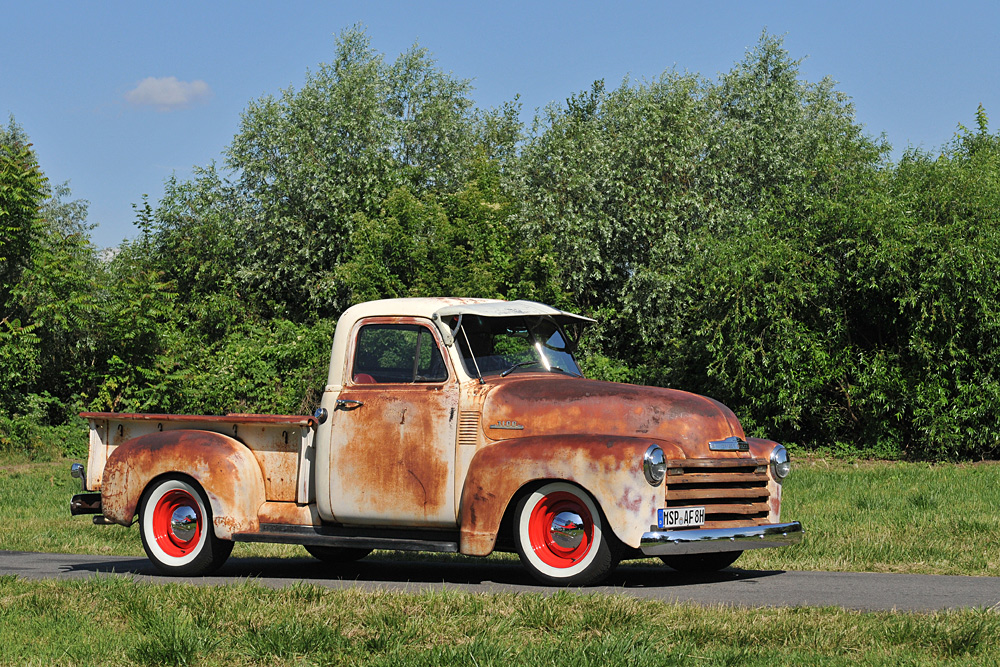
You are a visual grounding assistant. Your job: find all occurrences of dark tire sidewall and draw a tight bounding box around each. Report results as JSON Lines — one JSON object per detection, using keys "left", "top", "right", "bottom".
{"left": 661, "top": 550, "right": 743, "bottom": 574}
{"left": 304, "top": 545, "right": 373, "bottom": 562}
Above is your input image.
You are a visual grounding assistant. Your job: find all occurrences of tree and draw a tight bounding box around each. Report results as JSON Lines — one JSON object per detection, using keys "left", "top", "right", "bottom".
{"left": 1, "top": 117, "right": 46, "bottom": 311}
{"left": 0, "top": 117, "right": 47, "bottom": 415}
{"left": 224, "top": 27, "right": 520, "bottom": 320}
{"left": 632, "top": 35, "right": 891, "bottom": 453}
{"left": 332, "top": 164, "right": 521, "bottom": 305}
{"left": 10, "top": 182, "right": 99, "bottom": 418}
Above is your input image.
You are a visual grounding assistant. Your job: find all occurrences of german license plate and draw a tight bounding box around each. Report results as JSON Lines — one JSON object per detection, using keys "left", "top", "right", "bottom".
{"left": 658, "top": 507, "right": 705, "bottom": 529}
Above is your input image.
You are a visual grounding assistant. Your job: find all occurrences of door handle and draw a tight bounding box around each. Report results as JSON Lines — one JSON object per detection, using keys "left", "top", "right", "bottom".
{"left": 336, "top": 399, "right": 364, "bottom": 410}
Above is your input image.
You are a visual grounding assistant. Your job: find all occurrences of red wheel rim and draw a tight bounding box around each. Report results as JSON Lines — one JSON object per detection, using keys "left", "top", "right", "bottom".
{"left": 152, "top": 489, "right": 203, "bottom": 558}
{"left": 527, "top": 491, "right": 594, "bottom": 568}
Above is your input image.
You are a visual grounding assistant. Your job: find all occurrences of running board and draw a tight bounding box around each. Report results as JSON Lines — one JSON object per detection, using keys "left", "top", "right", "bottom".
{"left": 231, "top": 523, "right": 460, "bottom": 553}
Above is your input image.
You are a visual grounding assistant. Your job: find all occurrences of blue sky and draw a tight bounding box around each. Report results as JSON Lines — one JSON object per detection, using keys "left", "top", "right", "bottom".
{"left": 3, "top": 1, "right": 999, "bottom": 249}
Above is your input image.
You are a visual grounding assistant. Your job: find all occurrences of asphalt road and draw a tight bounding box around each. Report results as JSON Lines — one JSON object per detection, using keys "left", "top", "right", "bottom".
{"left": 2, "top": 550, "right": 998, "bottom": 612}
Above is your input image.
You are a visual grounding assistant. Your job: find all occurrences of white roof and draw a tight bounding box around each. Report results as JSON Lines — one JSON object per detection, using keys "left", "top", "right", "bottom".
{"left": 337, "top": 297, "right": 502, "bottom": 323}
{"left": 337, "top": 297, "right": 595, "bottom": 325}
{"left": 432, "top": 299, "right": 595, "bottom": 347}
{"left": 432, "top": 300, "right": 595, "bottom": 323}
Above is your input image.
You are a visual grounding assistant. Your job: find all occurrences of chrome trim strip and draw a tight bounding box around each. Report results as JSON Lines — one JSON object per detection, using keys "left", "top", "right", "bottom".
{"left": 640, "top": 521, "right": 803, "bottom": 556}
{"left": 489, "top": 420, "right": 525, "bottom": 430}
{"left": 708, "top": 436, "right": 749, "bottom": 452}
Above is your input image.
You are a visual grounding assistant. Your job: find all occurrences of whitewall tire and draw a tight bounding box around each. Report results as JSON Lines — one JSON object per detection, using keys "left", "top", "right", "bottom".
{"left": 139, "top": 475, "right": 233, "bottom": 575}
{"left": 514, "top": 482, "right": 618, "bottom": 586}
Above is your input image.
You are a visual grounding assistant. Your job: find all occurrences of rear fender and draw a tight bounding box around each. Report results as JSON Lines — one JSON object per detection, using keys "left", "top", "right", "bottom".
{"left": 458, "top": 436, "right": 682, "bottom": 555}
{"left": 101, "top": 429, "right": 266, "bottom": 539}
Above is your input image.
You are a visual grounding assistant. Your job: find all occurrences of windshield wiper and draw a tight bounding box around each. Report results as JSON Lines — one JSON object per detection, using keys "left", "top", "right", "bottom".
{"left": 548, "top": 365, "right": 583, "bottom": 378}
{"left": 500, "top": 361, "right": 541, "bottom": 377}
{"left": 500, "top": 361, "right": 582, "bottom": 378}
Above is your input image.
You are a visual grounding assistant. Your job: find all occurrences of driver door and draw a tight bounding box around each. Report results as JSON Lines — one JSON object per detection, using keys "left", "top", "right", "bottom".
{"left": 327, "top": 317, "right": 459, "bottom": 528}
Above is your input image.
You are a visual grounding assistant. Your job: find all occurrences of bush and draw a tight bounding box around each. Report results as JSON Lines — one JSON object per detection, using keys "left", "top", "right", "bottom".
{"left": 127, "top": 318, "right": 336, "bottom": 416}
{"left": 0, "top": 393, "right": 88, "bottom": 460}
{"left": 636, "top": 122, "right": 1000, "bottom": 460}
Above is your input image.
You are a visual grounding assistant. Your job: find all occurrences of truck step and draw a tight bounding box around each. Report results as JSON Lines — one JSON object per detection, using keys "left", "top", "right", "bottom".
{"left": 232, "top": 523, "right": 460, "bottom": 553}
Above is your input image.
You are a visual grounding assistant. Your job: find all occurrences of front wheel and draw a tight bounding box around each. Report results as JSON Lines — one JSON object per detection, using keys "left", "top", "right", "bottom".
{"left": 139, "top": 475, "right": 233, "bottom": 576}
{"left": 514, "top": 482, "right": 618, "bottom": 586}
{"left": 661, "top": 550, "right": 742, "bottom": 574}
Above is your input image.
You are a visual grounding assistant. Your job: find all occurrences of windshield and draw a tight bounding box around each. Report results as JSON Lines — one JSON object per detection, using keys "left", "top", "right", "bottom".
{"left": 452, "top": 315, "right": 583, "bottom": 379}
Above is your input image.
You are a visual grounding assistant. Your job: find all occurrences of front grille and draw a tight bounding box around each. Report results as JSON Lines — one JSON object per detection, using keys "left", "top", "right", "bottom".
{"left": 665, "top": 458, "right": 770, "bottom": 528}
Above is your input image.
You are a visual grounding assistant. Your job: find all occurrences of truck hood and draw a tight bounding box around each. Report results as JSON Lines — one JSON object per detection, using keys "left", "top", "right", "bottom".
{"left": 480, "top": 375, "right": 749, "bottom": 459}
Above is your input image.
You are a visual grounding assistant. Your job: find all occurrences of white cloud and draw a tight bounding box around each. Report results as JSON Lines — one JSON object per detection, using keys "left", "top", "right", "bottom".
{"left": 125, "top": 76, "right": 212, "bottom": 111}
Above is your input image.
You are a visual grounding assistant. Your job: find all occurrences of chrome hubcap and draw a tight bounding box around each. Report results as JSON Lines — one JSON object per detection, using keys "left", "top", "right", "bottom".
{"left": 550, "top": 511, "right": 585, "bottom": 549}
{"left": 170, "top": 506, "right": 198, "bottom": 543}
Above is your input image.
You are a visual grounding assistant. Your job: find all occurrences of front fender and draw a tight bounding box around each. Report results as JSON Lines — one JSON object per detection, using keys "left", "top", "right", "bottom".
{"left": 101, "top": 429, "right": 266, "bottom": 539}
{"left": 748, "top": 436, "right": 784, "bottom": 522}
{"left": 458, "top": 436, "right": 682, "bottom": 555}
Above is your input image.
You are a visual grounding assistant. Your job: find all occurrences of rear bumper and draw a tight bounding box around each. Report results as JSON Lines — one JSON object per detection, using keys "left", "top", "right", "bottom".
{"left": 70, "top": 463, "right": 103, "bottom": 515}
{"left": 70, "top": 493, "right": 103, "bottom": 515}
{"left": 639, "top": 521, "right": 803, "bottom": 556}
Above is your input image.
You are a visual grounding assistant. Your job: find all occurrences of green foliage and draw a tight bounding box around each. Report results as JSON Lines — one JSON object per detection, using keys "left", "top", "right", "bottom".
{"left": 225, "top": 27, "right": 520, "bottom": 320}
{"left": 86, "top": 253, "right": 178, "bottom": 412}
{"left": 3, "top": 32, "right": 1000, "bottom": 460}
{"left": 0, "top": 118, "right": 46, "bottom": 301}
{"left": 1, "top": 119, "right": 47, "bottom": 415}
{"left": 865, "top": 138, "right": 1000, "bottom": 458}
{"left": 333, "top": 163, "right": 543, "bottom": 305}
{"left": 0, "top": 392, "right": 87, "bottom": 460}
{"left": 653, "top": 97, "right": 1000, "bottom": 459}
{"left": 0, "top": 317, "right": 40, "bottom": 412}
{"left": 141, "top": 168, "right": 241, "bottom": 320}
{"left": 130, "top": 318, "right": 335, "bottom": 416}
{"left": 12, "top": 184, "right": 100, "bottom": 406}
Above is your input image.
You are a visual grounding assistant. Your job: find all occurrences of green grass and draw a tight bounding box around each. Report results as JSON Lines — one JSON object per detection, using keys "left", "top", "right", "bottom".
{"left": 1, "top": 575, "right": 999, "bottom": 666}
{"left": 736, "top": 458, "right": 1000, "bottom": 576}
{"left": 6, "top": 457, "right": 1000, "bottom": 575}
{"left": 4, "top": 456, "right": 1000, "bottom": 665}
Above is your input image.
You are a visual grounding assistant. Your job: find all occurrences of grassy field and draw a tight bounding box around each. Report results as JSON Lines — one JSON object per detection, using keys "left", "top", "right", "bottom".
{"left": 2, "top": 575, "right": 999, "bottom": 666}
{"left": 4, "top": 457, "right": 1000, "bottom": 575}
{"left": 739, "top": 458, "right": 1000, "bottom": 576}
{"left": 2, "top": 456, "right": 999, "bottom": 665}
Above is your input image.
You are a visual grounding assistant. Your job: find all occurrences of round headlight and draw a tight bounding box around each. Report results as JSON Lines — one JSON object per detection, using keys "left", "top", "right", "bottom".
{"left": 770, "top": 444, "right": 791, "bottom": 481}
{"left": 643, "top": 445, "right": 666, "bottom": 487}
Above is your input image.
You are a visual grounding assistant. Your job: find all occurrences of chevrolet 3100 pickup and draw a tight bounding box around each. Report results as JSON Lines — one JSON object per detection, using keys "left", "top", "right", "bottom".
{"left": 70, "top": 297, "right": 802, "bottom": 586}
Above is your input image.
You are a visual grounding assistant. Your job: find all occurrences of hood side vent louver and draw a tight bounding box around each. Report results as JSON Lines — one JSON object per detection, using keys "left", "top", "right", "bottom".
{"left": 459, "top": 411, "right": 481, "bottom": 447}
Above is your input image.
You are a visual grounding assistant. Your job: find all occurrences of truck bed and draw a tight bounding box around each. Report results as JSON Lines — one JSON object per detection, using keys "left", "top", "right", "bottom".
{"left": 80, "top": 412, "right": 317, "bottom": 504}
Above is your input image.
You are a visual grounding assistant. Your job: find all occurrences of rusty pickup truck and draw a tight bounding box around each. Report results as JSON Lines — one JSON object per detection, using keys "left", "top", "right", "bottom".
{"left": 70, "top": 297, "right": 802, "bottom": 585}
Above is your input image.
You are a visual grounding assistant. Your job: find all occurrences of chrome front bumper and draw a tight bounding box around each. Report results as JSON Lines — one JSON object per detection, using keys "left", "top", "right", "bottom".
{"left": 640, "top": 521, "right": 803, "bottom": 556}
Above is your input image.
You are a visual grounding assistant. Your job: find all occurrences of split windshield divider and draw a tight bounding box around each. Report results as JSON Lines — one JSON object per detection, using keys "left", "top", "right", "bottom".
{"left": 458, "top": 323, "right": 485, "bottom": 384}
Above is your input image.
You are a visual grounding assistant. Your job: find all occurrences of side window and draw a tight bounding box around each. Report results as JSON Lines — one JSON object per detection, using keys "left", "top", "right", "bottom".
{"left": 352, "top": 324, "right": 448, "bottom": 384}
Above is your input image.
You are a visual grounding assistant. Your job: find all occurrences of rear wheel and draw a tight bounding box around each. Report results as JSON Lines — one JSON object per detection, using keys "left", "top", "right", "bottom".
{"left": 304, "top": 545, "right": 372, "bottom": 562}
{"left": 139, "top": 475, "right": 233, "bottom": 575}
{"left": 661, "top": 550, "right": 742, "bottom": 573}
{"left": 514, "top": 482, "right": 618, "bottom": 586}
